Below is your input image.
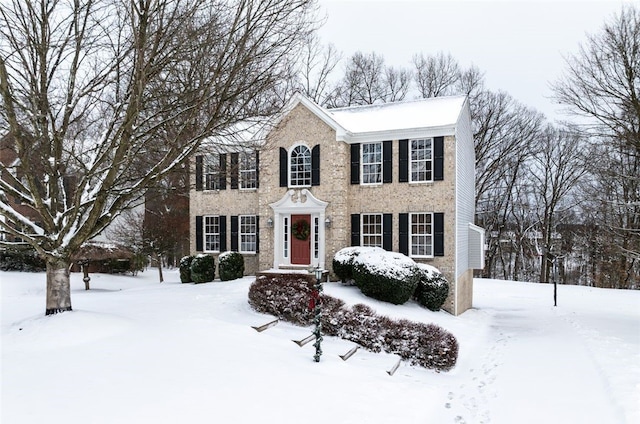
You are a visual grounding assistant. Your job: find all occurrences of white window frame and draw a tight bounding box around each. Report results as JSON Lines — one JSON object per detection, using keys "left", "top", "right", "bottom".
{"left": 204, "top": 215, "right": 221, "bottom": 252}
{"left": 239, "top": 151, "right": 257, "bottom": 190}
{"left": 239, "top": 215, "right": 257, "bottom": 253}
{"left": 410, "top": 212, "right": 433, "bottom": 258}
{"left": 410, "top": 138, "right": 433, "bottom": 183}
{"left": 289, "top": 144, "right": 311, "bottom": 187}
{"left": 361, "top": 213, "right": 383, "bottom": 248}
{"left": 361, "top": 142, "right": 382, "bottom": 185}
{"left": 204, "top": 154, "right": 222, "bottom": 190}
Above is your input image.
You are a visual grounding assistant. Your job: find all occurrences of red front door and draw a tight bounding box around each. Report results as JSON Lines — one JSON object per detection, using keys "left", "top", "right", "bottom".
{"left": 290, "top": 214, "right": 311, "bottom": 265}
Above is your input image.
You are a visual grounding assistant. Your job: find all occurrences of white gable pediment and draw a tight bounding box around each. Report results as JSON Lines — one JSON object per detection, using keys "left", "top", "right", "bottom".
{"left": 270, "top": 189, "right": 328, "bottom": 214}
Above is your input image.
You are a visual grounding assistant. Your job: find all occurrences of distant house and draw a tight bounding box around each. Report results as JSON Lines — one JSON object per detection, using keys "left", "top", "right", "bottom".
{"left": 189, "top": 94, "right": 484, "bottom": 315}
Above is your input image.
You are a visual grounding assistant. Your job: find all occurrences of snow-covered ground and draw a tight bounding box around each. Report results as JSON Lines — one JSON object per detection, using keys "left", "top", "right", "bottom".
{"left": 1, "top": 269, "right": 639, "bottom": 424}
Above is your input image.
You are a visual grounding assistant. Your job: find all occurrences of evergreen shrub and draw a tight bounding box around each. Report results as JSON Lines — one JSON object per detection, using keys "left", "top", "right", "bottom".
{"left": 413, "top": 264, "right": 450, "bottom": 311}
{"left": 248, "top": 275, "right": 458, "bottom": 371}
{"left": 0, "top": 246, "right": 46, "bottom": 272}
{"left": 350, "top": 248, "right": 420, "bottom": 305}
{"left": 190, "top": 254, "right": 215, "bottom": 283}
{"left": 179, "top": 255, "right": 195, "bottom": 283}
{"left": 332, "top": 246, "right": 361, "bottom": 284}
{"left": 218, "top": 251, "right": 245, "bottom": 281}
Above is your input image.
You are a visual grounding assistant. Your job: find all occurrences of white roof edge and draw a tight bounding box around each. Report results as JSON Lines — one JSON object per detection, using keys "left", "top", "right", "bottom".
{"left": 279, "top": 92, "right": 350, "bottom": 139}
{"left": 342, "top": 124, "right": 458, "bottom": 144}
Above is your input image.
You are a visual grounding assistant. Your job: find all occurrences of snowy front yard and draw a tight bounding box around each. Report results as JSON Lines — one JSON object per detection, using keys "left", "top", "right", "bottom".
{"left": 2, "top": 270, "right": 639, "bottom": 424}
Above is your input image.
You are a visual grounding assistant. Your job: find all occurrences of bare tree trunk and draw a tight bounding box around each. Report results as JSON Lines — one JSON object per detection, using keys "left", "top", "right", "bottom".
{"left": 45, "top": 258, "right": 72, "bottom": 315}
{"left": 157, "top": 253, "right": 164, "bottom": 283}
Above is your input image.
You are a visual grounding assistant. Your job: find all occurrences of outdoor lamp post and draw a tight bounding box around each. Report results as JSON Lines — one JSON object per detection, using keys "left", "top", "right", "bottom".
{"left": 312, "top": 266, "right": 323, "bottom": 362}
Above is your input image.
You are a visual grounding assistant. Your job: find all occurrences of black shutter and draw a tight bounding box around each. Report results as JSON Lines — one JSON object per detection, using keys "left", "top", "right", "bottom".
{"left": 279, "top": 147, "right": 288, "bottom": 187}
{"left": 311, "top": 144, "right": 320, "bottom": 186}
{"left": 350, "top": 143, "right": 360, "bottom": 185}
{"left": 351, "top": 214, "right": 361, "bottom": 246}
{"left": 399, "top": 140, "right": 409, "bottom": 183}
{"left": 195, "top": 156, "right": 203, "bottom": 191}
{"left": 383, "top": 141, "right": 392, "bottom": 183}
{"left": 255, "top": 150, "right": 260, "bottom": 189}
{"left": 399, "top": 213, "right": 409, "bottom": 256}
{"left": 230, "top": 215, "right": 238, "bottom": 252}
{"left": 219, "top": 216, "right": 227, "bottom": 252}
{"left": 230, "top": 153, "right": 239, "bottom": 189}
{"left": 219, "top": 154, "right": 227, "bottom": 190}
{"left": 383, "top": 213, "right": 392, "bottom": 251}
{"left": 434, "top": 212, "right": 444, "bottom": 256}
{"left": 434, "top": 136, "right": 444, "bottom": 181}
{"left": 195, "top": 216, "right": 203, "bottom": 251}
{"left": 255, "top": 216, "right": 260, "bottom": 253}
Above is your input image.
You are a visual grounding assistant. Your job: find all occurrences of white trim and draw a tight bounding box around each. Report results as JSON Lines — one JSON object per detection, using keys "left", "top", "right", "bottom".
{"left": 288, "top": 143, "right": 312, "bottom": 188}
{"left": 409, "top": 212, "right": 435, "bottom": 259}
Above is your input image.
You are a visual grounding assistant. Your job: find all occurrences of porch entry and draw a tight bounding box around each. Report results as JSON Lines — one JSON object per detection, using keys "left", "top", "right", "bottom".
{"left": 290, "top": 214, "right": 311, "bottom": 265}
{"left": 269, "top": 189, "right": 328, "bottom": 270}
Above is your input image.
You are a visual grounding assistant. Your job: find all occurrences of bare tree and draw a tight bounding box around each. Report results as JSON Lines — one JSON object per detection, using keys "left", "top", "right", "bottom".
{"left": 552, "top": 5, "right": 640, "bottom": 287}
{"left": 412, "top": 51, "right": 461, "bottom": 98}
{"left": 0, "top": 0, "right": 318, "bottom": 315}
{"left": 529, "top": 125, "right": 588, "bottom": 283}
{"left": 297, "top": 34, "right": 342, "bottom": 107}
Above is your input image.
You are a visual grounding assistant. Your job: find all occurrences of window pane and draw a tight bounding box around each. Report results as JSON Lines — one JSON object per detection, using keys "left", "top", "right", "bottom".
{"left": 205, "top": 155, "right": 221, "bottom": 190}
{"left": 204, "top": 216, "right": 220, "bottom": 251}
{"left": 362, "top": 214, "right": 383, "bottom": 247}
{"left": 290, "top": 146, "right": 311, "bottom": 186}
{"left": 362, "top": 143, "right": 382, "bottom": 184}
{"left": 410, "top": 139, "right": 433, "bottom": 182}
{"left": 240, "top": 152, "right": 257, "bottom": 189}
{"left": 410, "top": 213, "right": 432, "bottom": 257}
{"left": 240, "top": 215, "right": 257, "bottom": 252}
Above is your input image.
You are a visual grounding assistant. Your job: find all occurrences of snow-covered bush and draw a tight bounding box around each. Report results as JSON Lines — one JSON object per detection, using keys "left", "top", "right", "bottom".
{"left": 248, "top": 275, "right": 344, "bottom": 326}
{"left": 179, "top": 255, "right": 194, "bottom": 283}
{"left": 218, "top": 251, "right": 245, "bottom": 281}
{"left": 0, "top": 246, "right": 46, "bottom": 272}
{"left": 350, "top": 247, "right": 420, "bottom": 305}
{"left": 190, "top": 254, "right": 215, "bottom": 283}
{"left": 413, "top": 264, "right": 449, "bottom": 311}
{"left": 248, "top": 275, "right": 458, "bottom": 371}
{"left": 332, "top": 246, "right": 362, "bottom": 284}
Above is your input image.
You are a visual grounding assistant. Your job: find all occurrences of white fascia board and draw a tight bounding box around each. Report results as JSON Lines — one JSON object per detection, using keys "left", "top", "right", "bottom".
{"left": 340, "top": 124, "right": 457, "bottom": 144}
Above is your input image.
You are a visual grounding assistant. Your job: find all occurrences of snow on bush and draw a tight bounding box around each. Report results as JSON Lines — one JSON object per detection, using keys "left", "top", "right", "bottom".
{"left": 248, "top": 275, "right": 344, "bottom": 326}
{"left": 335, "top": 247, "right": 420, "bottom": 305}
{"left": 248, "top": 275, "right": 458, "bottom": 371}
{"left": 218, "top": 251, "right": 245, "bottom": 281}
{"left": 190, "top": 254, "right": 215, "bottom": 284}
{"left": 413, "top": 263, "right": 449, "bottom": 311}
{"left": 179, "top": 255, "right": 195, "bottom": 283}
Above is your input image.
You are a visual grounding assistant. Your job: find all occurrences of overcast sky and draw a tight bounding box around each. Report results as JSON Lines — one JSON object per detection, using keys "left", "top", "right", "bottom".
{"left": 316, "top": 0, "right": 634, "bottom": 120}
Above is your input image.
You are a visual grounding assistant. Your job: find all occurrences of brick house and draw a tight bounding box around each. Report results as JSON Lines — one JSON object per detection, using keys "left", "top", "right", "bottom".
{"left": 190, "top": 94, "right": 484, "bottom": 315}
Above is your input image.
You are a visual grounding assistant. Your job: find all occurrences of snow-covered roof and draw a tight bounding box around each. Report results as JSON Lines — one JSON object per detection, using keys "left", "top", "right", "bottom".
{"left": 200, "top": 117, "right": 273, "bottom": 152}
{"left": 329, "top": 96, "right": 467, "bottom": 135}
{"left": 286, "top": 93, "right": 469, "bottom": 144}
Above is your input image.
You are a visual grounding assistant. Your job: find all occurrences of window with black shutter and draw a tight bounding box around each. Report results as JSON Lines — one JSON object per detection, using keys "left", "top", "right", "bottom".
{"left": 399, "top": 140, "right": 409, "bottom": 183}
{"left": 195, "top": 216, "right": 203, "bottom": 251}
{"left": 279, "top": 147, "right": 288, "bottom": 187}
{"left": 434, "top": 137, "right": 444, "bottom": 181}
{"left": 195, "top": 156, "right": 203, "bottom": 191}
{"left": 399, "top": 213, "right": 409, "bottom": 255}
{"left": 382, "top": 213, "right": 392, "bottom": 251}
{"left": 219, "top": 216, "right": 227, "bottom": 252}
{"left": 350, "top": 143, "right": 360, "bottom": 185}
{"left": 219, "top": 154, "right": 227, "bottom": 190}
{"left": 351, "top": 214, "right": 361, "bottom": 246}
{"left": 230, "top": 215, "right": 238, "bottom": 251}
{"left": 434, "top": 212, "right": 444, "bottom": 256}
{"left": 383, "top": 141, "right": 392, "bottom": 183}
{"left": 311, "top": 144, "right": 320, "bottom": 186}
{"left": 230, "top": 153, "right": 239, "bottom": 189}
